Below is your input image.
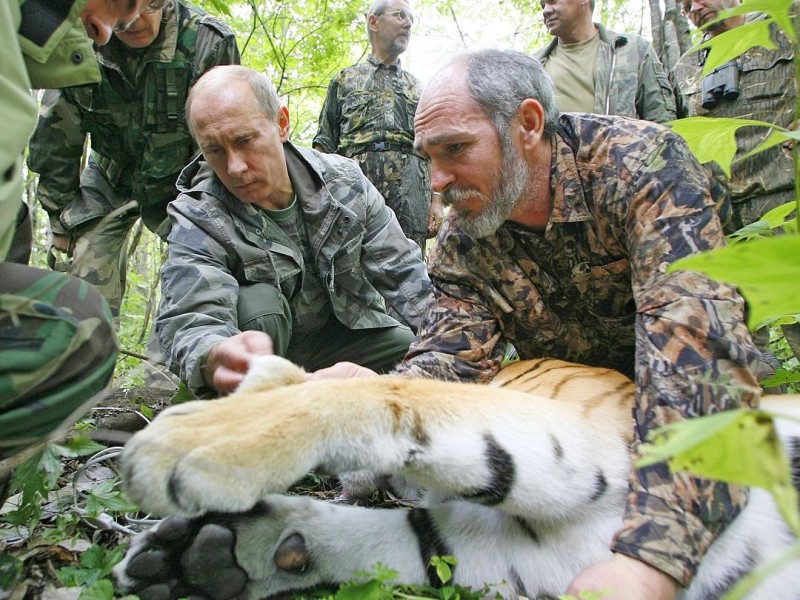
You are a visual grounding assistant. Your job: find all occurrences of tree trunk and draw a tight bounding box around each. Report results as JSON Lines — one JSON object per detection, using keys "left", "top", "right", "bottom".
{"left": 650, "top": 0, "right": 693, "bottom": 72}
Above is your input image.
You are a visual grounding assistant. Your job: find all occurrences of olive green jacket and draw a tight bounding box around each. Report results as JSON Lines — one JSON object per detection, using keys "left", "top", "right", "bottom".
{"left": 2, "top": 0, "right": 101, "bottom": 260}
{"left": 536, "top": 23, "right": 677, "bottom": 122}
{"left": 27, "top": 0, "right": 239, "bottom": 237}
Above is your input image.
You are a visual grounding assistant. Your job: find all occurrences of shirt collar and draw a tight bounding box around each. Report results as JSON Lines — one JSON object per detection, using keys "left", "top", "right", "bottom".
{"left": 367, "top": 54, "right": 401, "bottom": 71}
{"left": 547, "top": 129, "right": 592, "bottom": 228}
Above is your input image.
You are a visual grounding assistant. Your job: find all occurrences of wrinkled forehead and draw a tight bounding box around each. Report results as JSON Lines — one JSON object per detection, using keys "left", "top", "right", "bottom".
{"left": 414, "top": 84, "right": 491, "bottom": 153}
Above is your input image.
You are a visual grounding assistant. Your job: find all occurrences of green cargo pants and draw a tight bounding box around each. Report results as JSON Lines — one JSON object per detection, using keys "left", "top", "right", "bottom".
{"left": 238, "top": 283, "right": 413, "bottom": 373}
{"left": 0, "top": 263, "right": 118, "bottom": 459}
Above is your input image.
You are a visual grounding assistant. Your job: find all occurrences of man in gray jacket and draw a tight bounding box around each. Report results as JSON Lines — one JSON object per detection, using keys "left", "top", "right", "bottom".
{"left": 158, "top": 65, "right": 431, "bottom": 398}
{"left": 535, "top": 0, "right": 676, "bottom": 122}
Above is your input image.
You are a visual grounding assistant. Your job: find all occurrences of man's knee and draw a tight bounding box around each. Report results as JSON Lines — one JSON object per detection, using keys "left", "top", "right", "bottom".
{"left": 0, "top": 264, "right": 117, "bottom": 458}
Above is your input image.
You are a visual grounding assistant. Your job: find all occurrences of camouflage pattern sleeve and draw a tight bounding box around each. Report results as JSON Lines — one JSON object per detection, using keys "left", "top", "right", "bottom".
{"left": 312, "top": 76, "right": 341, "bottom": 153}
{"left": 610, "top": 131, "right": 761, "bottom": 585}
{"left": 355, "top": 169, "right": 431, "bottom": 331}
{"left": 393, "top": 227, "right": 508, "bottom": 383}
{"left": 157, "top": 197, "right": 243, "bottom": 398}
{"left": 27, "top": 88, "right": 86, "bottom": 236}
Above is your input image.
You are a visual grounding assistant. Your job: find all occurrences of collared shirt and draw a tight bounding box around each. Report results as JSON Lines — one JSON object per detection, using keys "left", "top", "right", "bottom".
{"left": 313, "top": 55, "right": 419, "bottom": 154}
{"left": 396, "top": 113, "right": 761, "bottom": 586}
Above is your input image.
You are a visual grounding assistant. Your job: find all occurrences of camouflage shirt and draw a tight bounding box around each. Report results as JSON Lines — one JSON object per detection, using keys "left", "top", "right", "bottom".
{"left": 672, "top": 12, "right": 795, "bottom": 226}
{"left": 27, "top": 0, "right": 239, "bottom": 237}
{"left": 396, "top": 114, "right": 762, "bottom": 586}
{"left": 313, "top": 56, "right": 430, "bottom": 240}
{"left": 158, "top": 142, "right": 431, "bottom": 397}
{"left": 536, "top": 23, "right": 677, "bottom": 122}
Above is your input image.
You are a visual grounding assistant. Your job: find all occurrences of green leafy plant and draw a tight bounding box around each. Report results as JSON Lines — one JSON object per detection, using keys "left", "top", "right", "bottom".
{"left": 56, "top": 545, "right": 124, "bottom": 587}
{"left": 3, "top": 438, "right": 105, "bottom": 531}
{"left": 292, "top": 558, "right": 493, "bottom": 600}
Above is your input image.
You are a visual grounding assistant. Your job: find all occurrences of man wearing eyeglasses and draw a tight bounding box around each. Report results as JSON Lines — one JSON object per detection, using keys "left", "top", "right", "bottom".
{"left": 673, "top": 0, "right": 796, "bottom": 233}
{"left": 27, "top": 0, "right": 240, "bottom": 320}
{"left": 672, "top": 0, "right": 800, "bottom": 361}
{"left": 313, "top": 0, "right": 442, "bottom": 259}
{"left": 1, "top": 0, "right": 152, "bottom": 492}
{"left": 535, "top": 0, "right": 677, "bottom": 123}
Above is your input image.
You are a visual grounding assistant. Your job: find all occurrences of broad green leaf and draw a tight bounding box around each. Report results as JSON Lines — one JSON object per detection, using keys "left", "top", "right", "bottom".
{"left": 638, "top": 409, "right": 800, "bottom": 535}
{"left": 433, "top": 557, "right": 453, "bottom": 584}
{"left": 698, "top": 19, "right": 777, "bottom": 74}
{"left": 667, "top": 117, "right": 773, "bottom": 177}
{"left": 335, "top": 579, "right": 384, "bottom": 600}
{"left": 699, "top": 0, "right": 797, "bottom": 46}
{"left": 668, "top": 236, "right": 800, "bottom": 328}
{"left": 761, "top": 368, "right": 800, "bottom": 388}
{"left": 727, "top": 201, "right": 798, "bottom": 244}
{"left": 51, "top": 436, "right": 106, "bottom": 458}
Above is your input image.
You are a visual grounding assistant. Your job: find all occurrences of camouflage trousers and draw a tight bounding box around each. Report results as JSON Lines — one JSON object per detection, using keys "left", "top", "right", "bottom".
{"left": 0, "top": 262, "right": 118, "bottom": 460}
{"left": 351, "top": 149, "right": 430, "bottom": 257}
{"left": 55, "top": 201, "right": 140, "bottom": 319}
{"left": 237, "top": 282, "right": 413, "bottom": 373}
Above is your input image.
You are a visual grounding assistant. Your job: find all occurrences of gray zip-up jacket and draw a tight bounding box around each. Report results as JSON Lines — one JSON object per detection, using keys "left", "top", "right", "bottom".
{"left": 536, "top": 23, "right": 677, "bottom": 122}
{"left": 157, "top": 142, "right": 431, "bottom": 396}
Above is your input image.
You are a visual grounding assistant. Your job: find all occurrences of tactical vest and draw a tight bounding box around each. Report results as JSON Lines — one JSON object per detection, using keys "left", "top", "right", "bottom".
{"left": 63, "top": 3, "right": 225, "bottom": 230}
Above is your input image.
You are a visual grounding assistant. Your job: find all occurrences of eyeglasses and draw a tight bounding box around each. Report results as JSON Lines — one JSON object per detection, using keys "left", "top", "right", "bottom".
{"left": 381, "top": 9, "right": 415, "bottom": 24}
{"left": 141, "top": 0, "right": 167, "bottom": 14}
{"left": 113, "top": 0, "right": 167, "bottom": 32}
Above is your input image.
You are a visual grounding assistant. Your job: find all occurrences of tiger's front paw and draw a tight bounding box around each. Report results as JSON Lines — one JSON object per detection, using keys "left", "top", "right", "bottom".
{"left": 119, "top": 401, "right": 288, "bottom": 516}
{"left": 114, "top": 516, "right": 247, "bottom": 600}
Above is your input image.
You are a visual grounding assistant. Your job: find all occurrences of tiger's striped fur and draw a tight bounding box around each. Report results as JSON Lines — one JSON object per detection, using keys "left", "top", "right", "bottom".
{"left": 116, "top": 355, "right": 800, "bottom": 599}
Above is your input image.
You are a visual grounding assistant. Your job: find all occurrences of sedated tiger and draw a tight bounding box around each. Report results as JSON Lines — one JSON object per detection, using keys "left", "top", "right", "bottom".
{"left": 115, "top": 355, "right": 800, "bottom": 599}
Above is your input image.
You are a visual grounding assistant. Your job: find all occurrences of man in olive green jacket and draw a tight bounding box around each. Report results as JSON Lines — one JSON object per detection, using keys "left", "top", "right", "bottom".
{"left": 535, "top": 0, "right": 676, "bottom": 122}
{"left": 0, "top": 0, "right": 146, "bottom": 468}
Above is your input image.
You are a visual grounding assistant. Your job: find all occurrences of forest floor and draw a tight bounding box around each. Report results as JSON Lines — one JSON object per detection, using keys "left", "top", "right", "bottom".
{"left": 0, "top": 387, "right": 414, "bottom": 600}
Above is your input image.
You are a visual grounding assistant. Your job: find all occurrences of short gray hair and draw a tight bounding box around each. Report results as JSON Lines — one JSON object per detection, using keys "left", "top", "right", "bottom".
{"left": 459, "top": 49, "right": 559, "bottom": 140}
{"left": 186, "top": 65, "right": 282, "bottom": 138}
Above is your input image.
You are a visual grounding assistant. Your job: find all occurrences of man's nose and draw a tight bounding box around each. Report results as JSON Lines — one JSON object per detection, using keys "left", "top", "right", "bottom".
{"left": 430, "top": 164, "right": 455, "bottom": 194}
{"left": 227, "top": 152, "right": 247, "bottom": 176}
{"left": 83, "top": 14, "right": 114, "bottom": 45}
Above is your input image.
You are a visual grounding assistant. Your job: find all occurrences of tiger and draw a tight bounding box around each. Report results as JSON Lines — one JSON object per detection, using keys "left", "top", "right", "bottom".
{"left": 114, "top": 355, "right": 800, "bottom": 600}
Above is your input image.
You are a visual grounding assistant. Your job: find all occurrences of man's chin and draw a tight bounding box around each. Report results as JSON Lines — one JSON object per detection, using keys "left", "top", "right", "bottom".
{"left": 457, "top": 215, "right": 501, "bottom": 239}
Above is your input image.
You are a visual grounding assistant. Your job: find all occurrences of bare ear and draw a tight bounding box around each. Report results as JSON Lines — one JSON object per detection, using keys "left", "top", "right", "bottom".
{"left": 516, "top": 98, "right": 546, "bottom": 151}
{"left": 367, "top": 13, "right": 379, "bottom": 33}
{"left": 278, "top": 106, "right": 291, "bottom": 142}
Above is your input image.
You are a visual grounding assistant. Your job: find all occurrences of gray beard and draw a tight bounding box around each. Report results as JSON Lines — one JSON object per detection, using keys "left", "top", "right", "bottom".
{"left": 442, "top": 135, "right": 530, "bottom": 239}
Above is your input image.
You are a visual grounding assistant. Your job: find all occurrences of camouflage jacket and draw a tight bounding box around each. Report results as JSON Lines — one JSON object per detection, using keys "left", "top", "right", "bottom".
{"left": 3, "top": 0, "right": 101, "bottom": 260}
{"left": 396, "top": 114, "right": 762, "bottom": 586}
{"left": 313, "top": 55, "right": 421, "bottom": 155}
{"left": 536, "top": 23, "right": 677, "bottom": 122}
{"left": 158, "top": 142, "right": 431, "bottom": 397}
{"left": 312, "top": 57, "right": 430, "bottom": 235}
{"left": 672, "top": 12, "right": 795, "bottom": 212}
{"left": 27, "top": 0, "right": 239, "bottom": 237}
